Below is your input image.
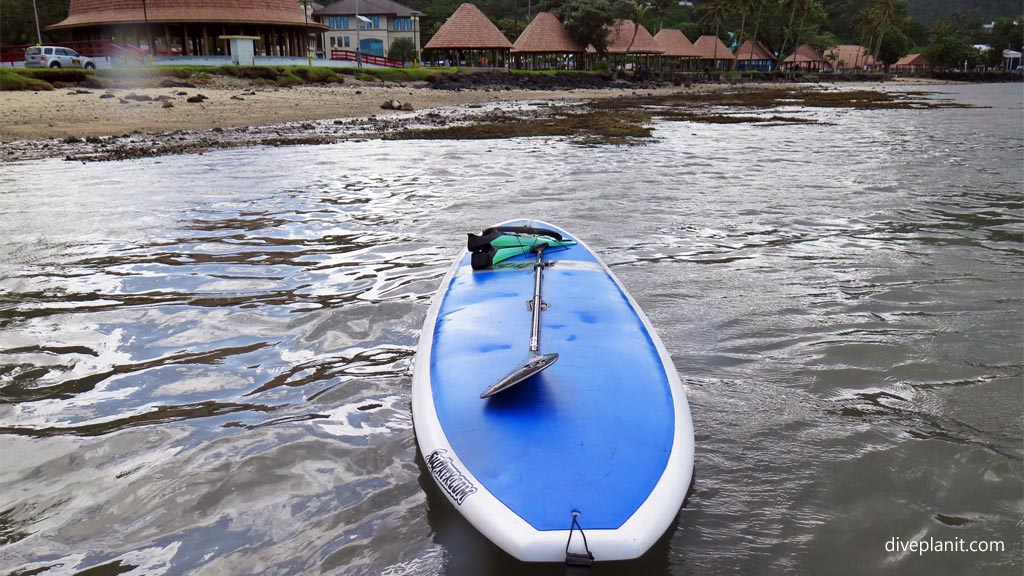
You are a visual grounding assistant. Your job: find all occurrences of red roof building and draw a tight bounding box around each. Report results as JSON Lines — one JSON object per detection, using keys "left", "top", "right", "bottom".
{"left": 47, "top": 0, "right": 325, "bottom": 57}
{"left": 423, "top": 3, "right": 511, "bottom": 66}
{"left": 782, "top": 44, "right": 829, "bottom": 71}
{"left": 653, "top": 28, "right": 698, "bottom": 71}
{"left": 734, "top": 39, "right": 775, "bottom": 71}
{"left": 693, "top": 35, "right": 735, "bottom": 70}
{"left": 891, "top": 53, "right": 930, "bottom": 72}
{"left": 825, "top": 44, "right": 880, "bottom": 72}
{"left": 510, "top": 12, "right": 584, "bottom": 70}
{"left": 603, "top": 20, "right": 662, "bottom": 55}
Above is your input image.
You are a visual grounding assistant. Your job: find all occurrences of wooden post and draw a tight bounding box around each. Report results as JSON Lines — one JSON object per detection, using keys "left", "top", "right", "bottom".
{"left": 183, "top": 25, "right": 191, "bottom": 56}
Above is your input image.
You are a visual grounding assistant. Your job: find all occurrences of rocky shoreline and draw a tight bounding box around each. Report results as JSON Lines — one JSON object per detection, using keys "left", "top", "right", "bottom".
{"left": 1, "top": 73, "right": 975, "bottom": 163}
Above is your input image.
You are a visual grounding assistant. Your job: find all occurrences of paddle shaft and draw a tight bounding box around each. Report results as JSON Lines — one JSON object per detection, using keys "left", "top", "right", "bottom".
{"left": 529, "top": 246, "right": 545, "bottom": 353}
{"left": 478, "top": 241, "right": 558, "bottom": 399}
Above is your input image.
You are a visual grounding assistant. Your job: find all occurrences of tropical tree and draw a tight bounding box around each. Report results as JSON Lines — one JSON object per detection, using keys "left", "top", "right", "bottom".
{"left": 866, "top": 0, "right": 907, "bottom": 68}
{"left": 745, "top": 0, "right": 769, "bottom": 65}
{"left": 624, "top": 2, "right": 651, "bottom": 55}
{"left": 388, "top": 37, "right": 417, "bottom": 62}
{"left": 734, "top": 0, "right": 756, "bottom": 53}
{"left": 853, "top": 6, "right": 877, "bottom": 68}
{"left": 875, "top": 25, "right": 909, "bottom": 69}
{"left": 697, "top": 0, "right": 730, "bottom": 67}
{"left": 551, "top": 0, "right": 617, "bottom": 55}
{"left": 650, "top": 0, "right": 675, "bottom": 32}
{"left": 0, "top": 0, "right": 69, "bottom": 44}
{"left": 987, "top": 16, "right": 1024, "bottom": 68}
{"left": 925, "top": 34, "right": 981, "bottom": 70}
{"left": 776, "top": 0, "right": 814, "bottom": 71}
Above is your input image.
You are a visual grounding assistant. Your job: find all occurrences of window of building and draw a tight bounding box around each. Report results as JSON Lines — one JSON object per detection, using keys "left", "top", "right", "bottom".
{"left": 343, "top": 16, "right": 349, "bottom": 29}
{"left": 343, "top": 36, "right": 350, "bottom": 48}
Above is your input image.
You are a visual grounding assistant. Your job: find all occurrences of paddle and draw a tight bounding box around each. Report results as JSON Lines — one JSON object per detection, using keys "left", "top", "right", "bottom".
{"left": 479, "top": 241, "right": 559, "bottom": 399}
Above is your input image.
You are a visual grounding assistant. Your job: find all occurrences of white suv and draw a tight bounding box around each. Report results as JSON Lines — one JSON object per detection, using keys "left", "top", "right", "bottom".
{"left": 25, "top": 46, "right": 97, "bottom": 69}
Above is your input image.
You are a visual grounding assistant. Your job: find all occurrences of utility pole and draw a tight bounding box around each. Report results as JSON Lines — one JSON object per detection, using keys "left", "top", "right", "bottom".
{"left": 301, "top": 0, "right": 313, "bottom": 65}
{"left": 31, "top": 0, "right": 42, "bottom": 44}
{"left": 355, "top": 0, "right": 363, "bottom": 67}
{"left": 142, "top": 0, "right": 154, "bottom": 65}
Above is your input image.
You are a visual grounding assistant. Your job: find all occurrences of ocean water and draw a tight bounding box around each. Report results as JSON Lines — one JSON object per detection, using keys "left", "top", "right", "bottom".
{"left": 0, "top": 83, "right": 1021, "bottom": 575}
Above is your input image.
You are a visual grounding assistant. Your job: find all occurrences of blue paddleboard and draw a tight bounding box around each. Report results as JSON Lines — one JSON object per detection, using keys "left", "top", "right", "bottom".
{"left": 412, "top": 220, "right": 694, "bottom": 562}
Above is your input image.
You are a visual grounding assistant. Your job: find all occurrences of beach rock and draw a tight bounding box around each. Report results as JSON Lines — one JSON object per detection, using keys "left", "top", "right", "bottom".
{"left": 99, "top": 93, "right": 115, "bottom": 99}
{"left": 381, "top": 99, "right": 404, "bottom": 110}
{"left": 400, "top": 102, "right": 414, "bottom": 111}
{"left": 159, "top": 79, "right": 197, "bottom": 88}
{"left": 125, "top": 93, "right": 153, "bottom": 102}
{"left": 186, "top": 94, "right": 208, "bottom": 103}
{"left": 231, "top": 95, "right": 245, "bottom": 100}
{"left": 162, "top": 101, "right": 174, "bottom": 108}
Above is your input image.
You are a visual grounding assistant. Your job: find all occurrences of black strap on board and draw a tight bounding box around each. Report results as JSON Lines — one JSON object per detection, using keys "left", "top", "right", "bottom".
{"left": 467, "top": 226, "right": 564, "bottom": 271}
{"left": 565, "top": 511, "right": 595, "bottom": 567}
{"left": 467, "top": 225, "right": 563, "bottom": 252}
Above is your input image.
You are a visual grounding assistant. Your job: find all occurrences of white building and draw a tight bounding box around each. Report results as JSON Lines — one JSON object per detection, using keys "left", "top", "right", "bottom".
{"left": 313, "top": 0, "right": 422, "bottom": 58}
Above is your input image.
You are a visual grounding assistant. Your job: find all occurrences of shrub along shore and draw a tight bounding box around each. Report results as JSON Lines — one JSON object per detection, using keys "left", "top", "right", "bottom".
{"left": 2, "top": 65, "right": 1020, "bottom": 92}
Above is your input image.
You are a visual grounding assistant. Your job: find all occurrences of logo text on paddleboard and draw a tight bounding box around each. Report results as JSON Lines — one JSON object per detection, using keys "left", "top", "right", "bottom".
{"left": 426, "top": 449, "right": 477, "bottom": 505}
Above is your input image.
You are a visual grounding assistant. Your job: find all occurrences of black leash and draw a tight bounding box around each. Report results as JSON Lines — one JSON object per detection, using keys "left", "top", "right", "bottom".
{"left": 565, "top": 511, "right": 595, "bottom": 567}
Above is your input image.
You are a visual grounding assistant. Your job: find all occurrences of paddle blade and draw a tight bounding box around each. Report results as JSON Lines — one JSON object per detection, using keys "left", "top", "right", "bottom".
{"left": 480, "top": 353, "right": 558, "bottom": 399}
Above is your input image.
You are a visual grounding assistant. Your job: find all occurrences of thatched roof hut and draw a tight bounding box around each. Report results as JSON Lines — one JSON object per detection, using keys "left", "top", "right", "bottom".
{"left": 783, "top": 44, "right": 829, "bottom": 71}
{"left": 825, "top": 44, "right": 879, "bottom": 71}
{"left": 510, "top": 12, "right": 584, "bottom": 69}
{"left": 512, "top": 12, "right": 584, "bottom": 54}
{"left": 892, "top": 53, "right": 930, "bottom": 72}
{"left": 734, "top": 39, "right": 775, "bottom": 71}
{"left": 424, "top": 3, "right": 510, "bottom": 50}
{"left": 693, "top": 35, "right": 735, "bottom": 70}
{"left": 603, "top": 19, "right": 661, "bottom": 54}
{"left": 423, "top": 3, "right": 510, "bottom": 66}
{"left": 654, "top": 29, "right": 698, "bottom": 58}
{"left": 653, "top": 28, "right": 698, "bottom": 71}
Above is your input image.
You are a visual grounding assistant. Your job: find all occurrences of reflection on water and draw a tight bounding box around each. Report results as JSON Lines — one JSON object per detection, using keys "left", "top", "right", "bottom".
{"left": 0, "top": 84, "right": 1021, "bottom": 575}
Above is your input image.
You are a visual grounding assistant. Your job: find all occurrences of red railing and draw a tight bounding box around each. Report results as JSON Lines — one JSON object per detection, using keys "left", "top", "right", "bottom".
{"left": 0, "top": 40, "right": 144, "bottom": 62}
{"left": 330, "top": 49, "right": 404, "bottom": 68}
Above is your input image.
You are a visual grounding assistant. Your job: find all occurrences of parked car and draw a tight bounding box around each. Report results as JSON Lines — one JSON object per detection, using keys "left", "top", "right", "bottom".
{"left": 25, "top": 46, "right": 96, "bottom": 69}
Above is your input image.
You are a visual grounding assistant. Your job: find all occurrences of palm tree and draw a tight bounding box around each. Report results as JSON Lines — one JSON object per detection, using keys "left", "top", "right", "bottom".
{"left": 735, "top": 0, "right": 754, "bottom": 56}
{"left": 625, "top": 2, "right": 651, "bottom": 55}
{"left": 854, "top": 7, "right": 876, "bottom": 69}
{"left": 776, "top": 0, "right": 813, "bottom": 72}
{"left": 624, "top": 1, "right": 651, "bottom": 73}
{"left": 699, "top": 0, "right": 730, "bottom": 70}
{"left": 747, "top": 0, "right": 768, "bottom": 68}
{"left": 869, "top": 0, "right": 900, "bottom": 70}
{"left": 651, "top": 0, "right": 674, "bottom": 32}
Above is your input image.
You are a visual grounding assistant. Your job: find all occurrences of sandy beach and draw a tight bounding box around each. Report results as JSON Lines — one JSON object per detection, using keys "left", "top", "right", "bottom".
{"left": 0, "top": 74, "right": 960, "bottom": 163}
{"left": 1, "top": 79, "right": 696, "bottom": 142}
